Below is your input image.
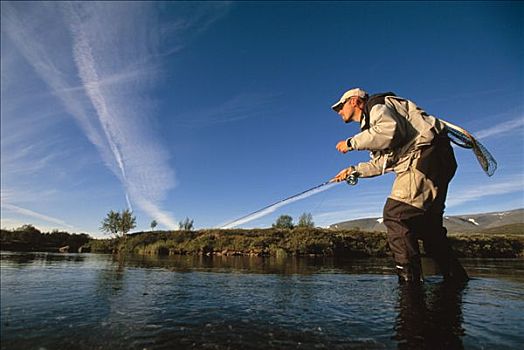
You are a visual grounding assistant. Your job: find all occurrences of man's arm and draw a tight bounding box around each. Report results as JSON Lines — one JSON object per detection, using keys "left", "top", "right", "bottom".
{"left": 350, "top": 105, "right": 402, "bottom": 151}
{"left": 331, "top": 153, "right": 388, "bottom": 182}
{"left": 354, "top": 152, "right": 388, "bottom": 178}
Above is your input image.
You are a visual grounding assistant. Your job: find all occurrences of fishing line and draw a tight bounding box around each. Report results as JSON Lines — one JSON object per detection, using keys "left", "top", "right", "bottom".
{"left": 310, "top": 155, "right": 341, "bottom": 216}
{"left": 219, "top": 181, "right": 336, "bottom": 229}
{"left": 219, "top": 175, "right": 358, "bottom": 229}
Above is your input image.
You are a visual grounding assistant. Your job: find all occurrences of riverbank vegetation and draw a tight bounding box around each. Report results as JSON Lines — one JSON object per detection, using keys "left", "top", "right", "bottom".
{"left": 2, "top": 225, "right": 523, "bottom": 258}
{"left": 83, "top": 228, "right": 523, "bottom": 258}
{"left": 0, "top": 225, "right": 90, "bottom": 252}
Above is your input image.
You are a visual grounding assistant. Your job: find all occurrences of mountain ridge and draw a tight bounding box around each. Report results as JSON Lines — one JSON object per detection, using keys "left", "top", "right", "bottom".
{"left": 328, "top": 208, "right": 524, "bottom": 234}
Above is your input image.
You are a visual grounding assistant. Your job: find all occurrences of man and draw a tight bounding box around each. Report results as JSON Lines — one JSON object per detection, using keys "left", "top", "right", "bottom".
{"left": 330, "top": 88, "right": 468, "bottom": 284}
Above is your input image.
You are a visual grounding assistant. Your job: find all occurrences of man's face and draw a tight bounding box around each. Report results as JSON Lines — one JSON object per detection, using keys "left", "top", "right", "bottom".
{"left": 337, "top": 97, "right": 357, "bottom": 123}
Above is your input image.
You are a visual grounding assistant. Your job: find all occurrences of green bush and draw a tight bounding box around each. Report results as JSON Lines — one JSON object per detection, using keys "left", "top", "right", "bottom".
{"left": 449, "top": 234, "right": 524, "bottom": 258}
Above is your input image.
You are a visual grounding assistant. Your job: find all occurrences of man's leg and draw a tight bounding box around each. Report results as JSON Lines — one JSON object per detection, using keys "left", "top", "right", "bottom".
{"left": 383, "top": 198, "right": 424, "bottom": 283}
{"left": 421, "top": 137, "right": 468, "bottom": 283}
{"left": 423, "top": 205, "right": 469, "bottom": 283}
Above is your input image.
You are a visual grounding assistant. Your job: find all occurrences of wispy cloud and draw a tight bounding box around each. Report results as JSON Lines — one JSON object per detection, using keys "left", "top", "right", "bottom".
{"left": 426, "top": 87, "right": 520, "bottom": 103}
{"left": 1, "top": 202, "right": 76, "bottom": 230}
{"left": 475, "top": 116, "right": 524, "bottom": 140}
{"left": 174, "top": 92, "right": 280, "bottom": 127}
{"left": 312, "top": 192, "right": 386, "bottom": 227}
{"left": 447, "top": 177, "right": 524, "bottom": 208}
{"left": 2, "top": 2, "right": 230, "bottom": 229}
{"left": 0, "top": 188, "right": 59, "bottom": 206}
{"left": 314, "top": 207, "right": 384, "bottom": 228}
{"left": 158, "top": 2, "right": 232, "bottom": 51}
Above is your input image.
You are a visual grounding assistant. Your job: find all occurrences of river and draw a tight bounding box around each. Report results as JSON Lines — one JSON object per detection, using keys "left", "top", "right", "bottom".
{"left": 1, "top": 252, "right": 523, "bottom": 349}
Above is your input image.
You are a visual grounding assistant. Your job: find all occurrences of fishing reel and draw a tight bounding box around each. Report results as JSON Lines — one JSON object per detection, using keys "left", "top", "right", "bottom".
{"left": 346, "top": 172, "right": 359, "bottom": 186}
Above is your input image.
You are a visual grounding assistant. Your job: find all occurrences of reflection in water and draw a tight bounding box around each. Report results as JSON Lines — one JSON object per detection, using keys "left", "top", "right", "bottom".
{"left": 0, "top": 252, "right": 86, "bottom": 267}
{"left": 99, "top": 254, "right": 127, "bottom": 290}
{"left": 124, "top": 253, "right": 400, "bottom": 276}
{"left": 1, "top": 252, "right": 523, "bottom": 350}
{"left": 394, "top": 282, "right": 465, "bottom": 349}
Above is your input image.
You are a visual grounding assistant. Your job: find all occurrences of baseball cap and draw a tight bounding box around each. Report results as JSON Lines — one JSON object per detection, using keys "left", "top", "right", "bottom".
{"left": 331, "top": 88, "right": 368, "bottom": 112}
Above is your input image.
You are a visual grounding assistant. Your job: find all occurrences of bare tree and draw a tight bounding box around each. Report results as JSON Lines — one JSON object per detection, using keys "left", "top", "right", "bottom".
{"left": 179, "top": 217, "right": 194, "bottom": 231}
{"left": 297, "top": 213, "right": 314, "bottom": 228}
{"left": 150, "top": 220, "right": 158, "bottom": 231}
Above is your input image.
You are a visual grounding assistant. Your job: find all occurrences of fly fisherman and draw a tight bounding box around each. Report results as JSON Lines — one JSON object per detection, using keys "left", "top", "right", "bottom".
{"left": 330, "top": 88, "right": 469, "bottom": 284}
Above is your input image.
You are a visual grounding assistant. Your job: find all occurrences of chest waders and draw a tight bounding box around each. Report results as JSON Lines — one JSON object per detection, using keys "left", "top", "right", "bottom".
{"left": 365, "top": 93, "right": 492, "bottom": 284}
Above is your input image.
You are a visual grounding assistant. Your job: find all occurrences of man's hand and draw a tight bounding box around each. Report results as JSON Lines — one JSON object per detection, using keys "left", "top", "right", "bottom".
{"left": 336, "top": 140, "right": 352, "bottom": 154}
{"left": 330, "top": 167, "right": 355, "bottom": 183}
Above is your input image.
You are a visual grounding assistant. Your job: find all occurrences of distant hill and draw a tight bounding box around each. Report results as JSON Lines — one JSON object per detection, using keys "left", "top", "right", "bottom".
{"left": 477, "top": 223, "right": 524, "bottom": 235}
{"left": 328, "top": 208, "right": 524, "bottom": 234}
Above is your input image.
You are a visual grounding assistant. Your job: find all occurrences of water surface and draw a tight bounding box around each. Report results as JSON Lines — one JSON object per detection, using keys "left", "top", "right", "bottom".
{"left": 1, "top": 252, "right": 523, "bottom": 349}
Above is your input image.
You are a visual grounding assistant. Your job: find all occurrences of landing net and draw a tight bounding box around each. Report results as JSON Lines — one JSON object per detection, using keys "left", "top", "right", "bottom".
{"left": 442, "top": 120, "right": 497, "bottom": 177}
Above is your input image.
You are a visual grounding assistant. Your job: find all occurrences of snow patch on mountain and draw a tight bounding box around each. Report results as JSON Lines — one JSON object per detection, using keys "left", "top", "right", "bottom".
{"left": 468, "top": 218, "right": 480, "bottom": 226}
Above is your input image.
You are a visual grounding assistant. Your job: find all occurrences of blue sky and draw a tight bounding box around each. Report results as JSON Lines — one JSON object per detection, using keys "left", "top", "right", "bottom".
{"left": 1, "top": 1, "right": 523, "bottom": 237}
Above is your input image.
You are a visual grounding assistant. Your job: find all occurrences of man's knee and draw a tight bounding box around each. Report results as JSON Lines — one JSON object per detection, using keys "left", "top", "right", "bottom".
{"left": 383, "top": 199, "right": 424, "bottom": 264}
{"left": 383, "top": 198, "right": 424, "bottom": 229}
{"left": 383, "top": 198, "right": 400, "bottom": 223}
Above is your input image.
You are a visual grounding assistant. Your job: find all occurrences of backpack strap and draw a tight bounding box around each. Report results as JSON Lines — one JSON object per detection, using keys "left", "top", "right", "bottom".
{"left": 362, "top": 92, "right": 396, "bottom": 131}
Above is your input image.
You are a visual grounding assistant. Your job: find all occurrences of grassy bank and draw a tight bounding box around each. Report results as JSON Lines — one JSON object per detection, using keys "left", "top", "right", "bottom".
{"left": 0, "top": 228, "right": 90, "bottom": 253}
{"left": 83, "top": 228, "right": 524, "bottom": 258}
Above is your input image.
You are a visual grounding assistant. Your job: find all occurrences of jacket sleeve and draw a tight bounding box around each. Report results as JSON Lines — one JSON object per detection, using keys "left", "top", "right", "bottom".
{"left": 350, "top": 104, "right": 401, "bottom": 151}
{"left": 353, "top": 152, "right": 389, "bottom": 178}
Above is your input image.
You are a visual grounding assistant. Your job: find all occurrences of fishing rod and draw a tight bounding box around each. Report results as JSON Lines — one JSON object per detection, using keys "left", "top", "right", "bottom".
{"left": 220, "top": 174, "right": 359, "bottom": 229}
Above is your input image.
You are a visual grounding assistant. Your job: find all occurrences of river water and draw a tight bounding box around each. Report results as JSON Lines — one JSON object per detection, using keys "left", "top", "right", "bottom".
{"left": 1, "top": 252, "right": 523, "bottom": 349}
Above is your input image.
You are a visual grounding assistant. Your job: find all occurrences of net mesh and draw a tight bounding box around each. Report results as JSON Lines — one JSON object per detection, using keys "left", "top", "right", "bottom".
{"left": 446, "top": 125, "right": 497, "bottom": 177}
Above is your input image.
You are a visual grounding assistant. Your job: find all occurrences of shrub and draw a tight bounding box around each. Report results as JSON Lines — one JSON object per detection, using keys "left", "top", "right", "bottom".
{"left": 272, "top": 215, "right": 294, "bottom": 229}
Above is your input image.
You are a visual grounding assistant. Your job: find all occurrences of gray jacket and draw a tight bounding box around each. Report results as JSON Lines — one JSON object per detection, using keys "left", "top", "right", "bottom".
{"left": 349, "top": 95, "right": 448, "bottom": 209}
